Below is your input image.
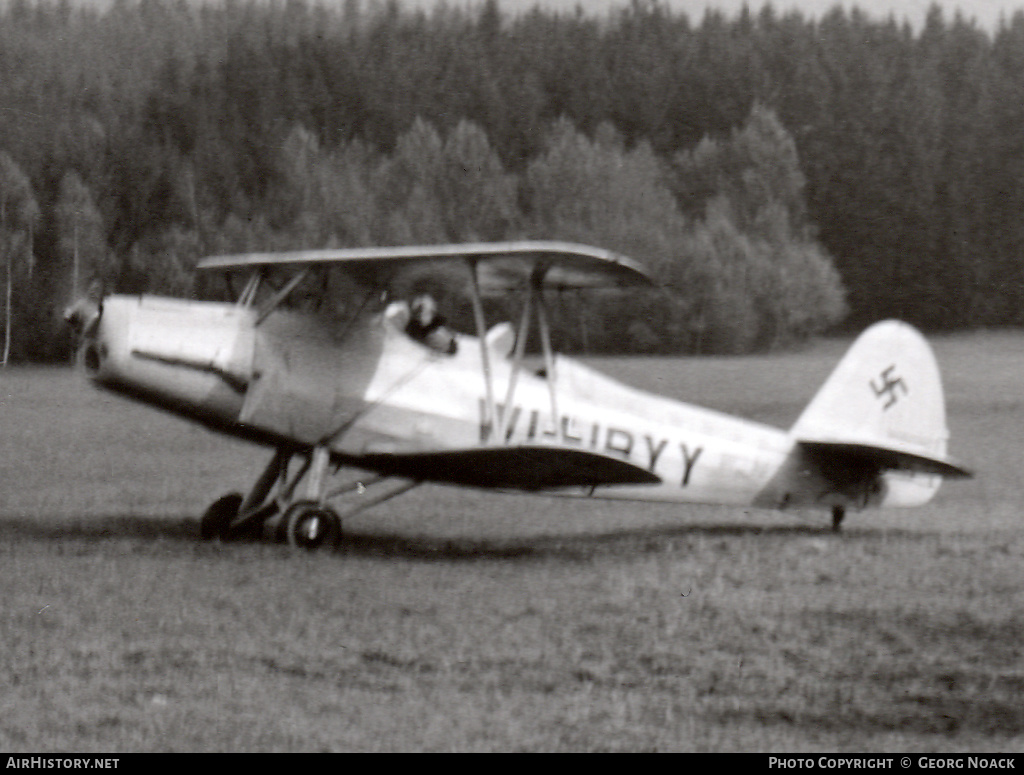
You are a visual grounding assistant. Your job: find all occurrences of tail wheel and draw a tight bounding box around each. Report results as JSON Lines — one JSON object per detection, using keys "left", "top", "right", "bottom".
{"left": 831, "top": 505, "right": 846, "bottom": 533}
{"left": 200, "top": 492, "right": 243, "bottom": 541}
{"left": 283, "top": 500, "right": 342, "bottom": 551}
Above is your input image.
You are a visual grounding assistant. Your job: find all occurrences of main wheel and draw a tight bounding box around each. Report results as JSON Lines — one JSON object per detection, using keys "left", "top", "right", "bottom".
{"left": 200, "top": 492, "right": 243, "bottom": 541}
{"left": 283, "top": 501, "right": 342, "bottom": 551}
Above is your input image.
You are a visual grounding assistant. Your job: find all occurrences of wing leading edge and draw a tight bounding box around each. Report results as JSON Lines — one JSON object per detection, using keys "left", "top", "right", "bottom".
{"left": 196, "top": 240, "right": 656, "bottom": 293}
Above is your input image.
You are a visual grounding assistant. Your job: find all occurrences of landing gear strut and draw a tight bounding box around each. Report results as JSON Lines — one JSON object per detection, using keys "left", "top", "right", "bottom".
{"left": 199, "top": 445, "right": 419, "bottom": 551}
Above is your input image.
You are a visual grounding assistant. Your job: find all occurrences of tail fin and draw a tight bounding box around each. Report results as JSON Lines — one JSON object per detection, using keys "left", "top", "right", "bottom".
{"left": 791, "top": 320, "right": 970, "bottom": 506}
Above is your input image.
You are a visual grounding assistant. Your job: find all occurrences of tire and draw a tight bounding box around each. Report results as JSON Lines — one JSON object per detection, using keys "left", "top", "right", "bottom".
{"left": 199, "top": 492, "right": 243, "bottom": 541}
{"left": 831, "top": 505, "right": 846, "bottom": 533}
{"left": 283, "top": 501, "right": 342, "bottom": 551}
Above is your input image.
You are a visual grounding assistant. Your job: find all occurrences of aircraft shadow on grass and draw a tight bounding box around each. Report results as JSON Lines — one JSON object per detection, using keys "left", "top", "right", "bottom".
{"left": 0, "top": 513, "right": 911, "bottom": 562}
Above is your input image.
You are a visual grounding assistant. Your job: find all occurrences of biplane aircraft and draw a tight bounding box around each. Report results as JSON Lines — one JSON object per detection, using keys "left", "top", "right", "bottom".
{"left": 66, "top": 241, "right": 971, "bottom": 550}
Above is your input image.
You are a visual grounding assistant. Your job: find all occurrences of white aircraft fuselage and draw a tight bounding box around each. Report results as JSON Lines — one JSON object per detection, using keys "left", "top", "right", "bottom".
{"left": 80, "top": 294, "right": 947, "bottom": 520}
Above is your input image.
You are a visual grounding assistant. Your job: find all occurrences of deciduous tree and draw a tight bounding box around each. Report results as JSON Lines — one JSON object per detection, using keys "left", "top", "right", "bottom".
{"left": 0, "top": 151, "right": 39, "bottom": 365}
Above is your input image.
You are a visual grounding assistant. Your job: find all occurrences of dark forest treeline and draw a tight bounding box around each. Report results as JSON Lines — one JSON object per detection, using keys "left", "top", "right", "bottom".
{"left": 1, "top": 0, "right": 1022, "bottom": 361}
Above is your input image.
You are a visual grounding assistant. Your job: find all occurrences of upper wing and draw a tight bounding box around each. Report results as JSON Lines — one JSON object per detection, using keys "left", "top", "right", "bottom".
{"left": 196, "top": 240, "right": 656, "bottom": 293}
{"left": 353, "top": 445, "right": 662, "bottom": 491}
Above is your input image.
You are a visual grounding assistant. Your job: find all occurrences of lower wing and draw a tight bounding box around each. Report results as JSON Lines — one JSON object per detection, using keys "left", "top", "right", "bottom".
{"left": 354, "top": 445, "right": 662, "bottom": 490}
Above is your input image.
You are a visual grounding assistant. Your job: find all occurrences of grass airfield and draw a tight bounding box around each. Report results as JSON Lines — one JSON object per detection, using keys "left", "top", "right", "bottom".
{"left": 0, "top": 331, "right": 1022, "bottom": 752}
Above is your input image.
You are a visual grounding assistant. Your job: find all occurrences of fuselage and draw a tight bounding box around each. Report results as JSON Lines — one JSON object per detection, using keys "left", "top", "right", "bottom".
{"left": 81, "top": 295, "right": 926, "bottom": 515}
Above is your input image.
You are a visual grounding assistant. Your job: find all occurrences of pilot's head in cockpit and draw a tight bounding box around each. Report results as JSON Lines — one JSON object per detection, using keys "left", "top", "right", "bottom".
{"left": 411, "top": 294, "right": 439, "bottom": 327}
{"left": 406, "top": 294, "right": 457, "bottom": 355}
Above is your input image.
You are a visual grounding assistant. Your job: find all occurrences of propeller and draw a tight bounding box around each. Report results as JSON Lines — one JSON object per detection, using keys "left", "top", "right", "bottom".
{"left": 63, "top": 279, "right": 103, "bottom": 343}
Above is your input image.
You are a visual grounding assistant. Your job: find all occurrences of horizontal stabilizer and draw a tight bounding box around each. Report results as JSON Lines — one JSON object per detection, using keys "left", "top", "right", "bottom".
{"left": 798, "top": 438, "right": 973, "bottom": 479}
{"left": 357, "top": 445, "right": 662, "bottom": 490}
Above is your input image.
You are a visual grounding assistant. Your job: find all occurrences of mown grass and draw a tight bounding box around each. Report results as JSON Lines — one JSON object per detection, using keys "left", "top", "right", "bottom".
{"left": 0, "top": 331, "right": 1021, "bottom": 752}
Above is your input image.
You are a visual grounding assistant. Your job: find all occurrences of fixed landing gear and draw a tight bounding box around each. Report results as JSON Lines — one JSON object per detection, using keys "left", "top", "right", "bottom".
{"left": 282, "top": 500, "right": 342, "bottom": 551}
{"left": 199, "top": 445, "right": 419, "bottom": 552}
{"left": 199, "top": 492, "right": 243, "bottom": 541}
{"left": 200, "top": 489, "right": 286, "bottom": 544}
{"left": 831, "top": 505, "right": 846, "bottom": 533}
